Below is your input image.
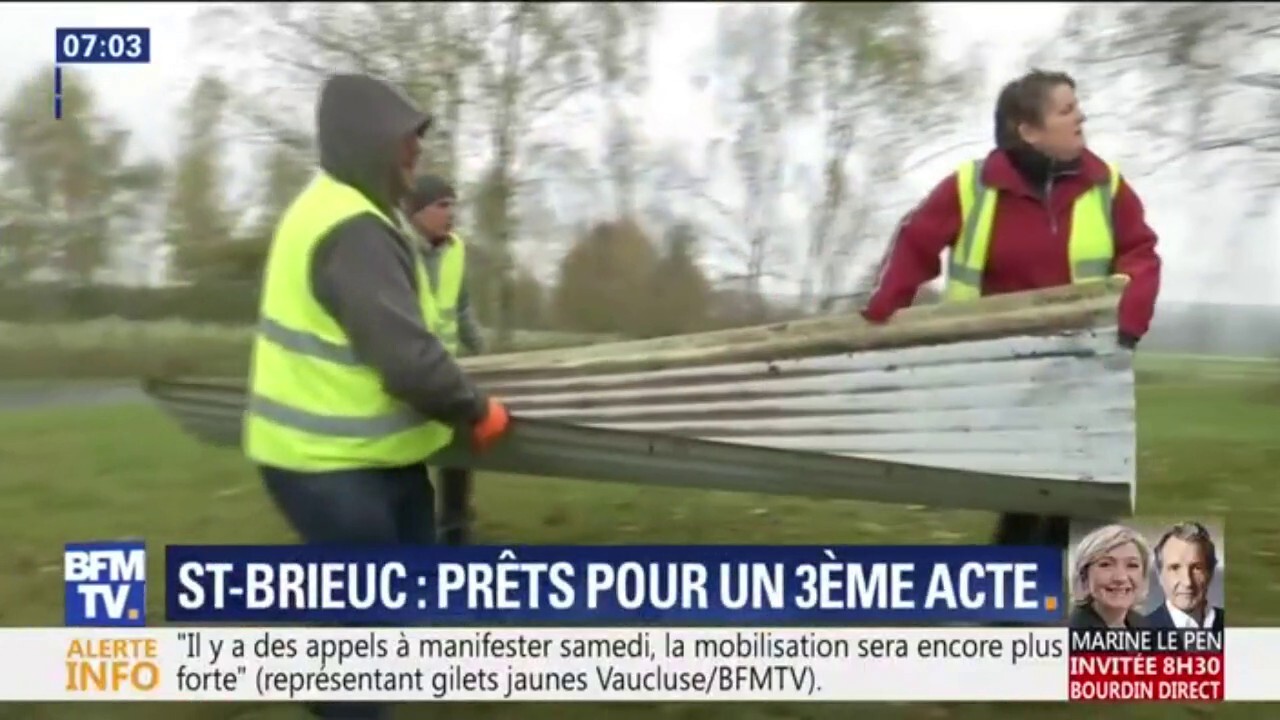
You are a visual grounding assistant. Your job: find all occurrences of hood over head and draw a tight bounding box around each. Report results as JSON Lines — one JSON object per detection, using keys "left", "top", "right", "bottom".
{"left": 315, "top": 74, "right": 431, "bottom": 216}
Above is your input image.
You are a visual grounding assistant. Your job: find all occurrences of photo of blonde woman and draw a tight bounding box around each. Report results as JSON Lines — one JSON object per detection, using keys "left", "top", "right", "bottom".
{"left": 1067, "top": 523, "right": 1151, "bottom": 629}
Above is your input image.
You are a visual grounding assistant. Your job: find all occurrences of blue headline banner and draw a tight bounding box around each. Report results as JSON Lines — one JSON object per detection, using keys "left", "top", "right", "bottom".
{"left": 165, "top": 545, "right": 1065, "bottom": 625}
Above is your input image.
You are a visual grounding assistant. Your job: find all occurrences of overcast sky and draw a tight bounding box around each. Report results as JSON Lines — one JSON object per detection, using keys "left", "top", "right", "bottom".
{"left": 1, "top": 2, "right": 1063, "bottom": 159}
{"left": 1, "top": 2, "right": 1276, "bottom": 305}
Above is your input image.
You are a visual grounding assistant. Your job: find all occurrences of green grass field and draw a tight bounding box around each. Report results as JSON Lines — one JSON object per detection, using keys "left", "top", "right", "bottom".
{"left": 1, "top": 367, "right": 1278, "bottom": 718}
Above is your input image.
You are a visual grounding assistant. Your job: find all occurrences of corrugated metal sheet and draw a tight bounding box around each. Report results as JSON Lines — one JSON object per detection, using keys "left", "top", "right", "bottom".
{"left": 141, "top": 279, "right": 1136, "bottom": 517}
{"left": 477, "top": 325, "right": 1134, "bottom": 486}
{"left": 144, "top": 375, "right": 1130, "bottom": 517}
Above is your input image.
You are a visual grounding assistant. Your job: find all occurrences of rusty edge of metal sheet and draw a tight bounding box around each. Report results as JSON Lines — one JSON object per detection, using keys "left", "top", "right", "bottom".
{"left": 139, "top": 279, "right": 1135, "bottom": 517}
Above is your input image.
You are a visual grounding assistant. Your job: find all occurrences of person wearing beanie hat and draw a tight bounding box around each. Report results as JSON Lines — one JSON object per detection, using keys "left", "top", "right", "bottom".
{"left": 403, "top": 174, "right": 486, "bottom": 355}
{"left": 404, "top": 174, "right": 485, "bottom": 545}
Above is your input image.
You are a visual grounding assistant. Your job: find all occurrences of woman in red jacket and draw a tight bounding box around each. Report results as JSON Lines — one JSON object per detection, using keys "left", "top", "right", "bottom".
{"left": 861, "top": 69, "right": 1161, "bottom": 548}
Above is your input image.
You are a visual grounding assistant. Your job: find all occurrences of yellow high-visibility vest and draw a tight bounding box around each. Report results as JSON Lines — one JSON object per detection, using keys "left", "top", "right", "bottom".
{"left": 432, "top": 234, "right": 466, "bottom": 355}
{"left": 244, "top": 171, "right": 455, "bottom": 471}
{"left": 945, "top": 158, "right": 1122, "bottom": 302}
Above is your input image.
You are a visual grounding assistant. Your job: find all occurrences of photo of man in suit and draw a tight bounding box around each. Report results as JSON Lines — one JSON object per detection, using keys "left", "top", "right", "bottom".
{"left": 1145, "top": 521, "right": 1224, "bottom": 630}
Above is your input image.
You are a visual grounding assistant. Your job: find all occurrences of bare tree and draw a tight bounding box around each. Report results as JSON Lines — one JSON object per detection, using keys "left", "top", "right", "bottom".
{"left": 696, "top": 4, "right": 795, "bottom": 303}
{"left": 196, "top": 3, "right": 477, "bottom": 178}
{"left": 581, "top": 2, "right": 657, "bottom": 220}
{"left": 1039, "top": 2, "right": 1280, "bottom": 320}
{"left": 459, "top": 3, "right": 594, "bottom": 348}
{"left": 789, "top": 2, "right": 973, "bottom": 310}
{"left": 165, "top": 73, "right": 235, "bottom": 282}
{"left": 0, "top": 65, "right": 162, "bottom": 286}
{"left": 195, "top": 2, "right": 597, "bottom": 346}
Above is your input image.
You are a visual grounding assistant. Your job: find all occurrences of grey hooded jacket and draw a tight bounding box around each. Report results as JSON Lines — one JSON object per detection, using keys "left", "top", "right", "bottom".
{"left": 303, "top": 74, "right": 489, "bottom": 427}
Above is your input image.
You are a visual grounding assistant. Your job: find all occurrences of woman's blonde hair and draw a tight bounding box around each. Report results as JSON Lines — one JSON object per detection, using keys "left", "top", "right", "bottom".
{"left": 1070, "top": 524, "right": 1151, "bottom": 606}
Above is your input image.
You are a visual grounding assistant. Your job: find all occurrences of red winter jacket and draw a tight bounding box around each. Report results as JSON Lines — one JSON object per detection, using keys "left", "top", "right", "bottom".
{"left": 862, "top": 148, "right": 1161, "bottom": 339}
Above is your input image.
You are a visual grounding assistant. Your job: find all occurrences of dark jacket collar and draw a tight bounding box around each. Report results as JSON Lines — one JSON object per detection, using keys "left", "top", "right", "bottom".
{"left": 1145, "top": 603, "right": 1225, "bottom": 630}
{"left": 981, "top": 146, "right": 1110, "bottom": 197}
{"left": 1007, "top": 144, "right": 1080, "bottom": 189}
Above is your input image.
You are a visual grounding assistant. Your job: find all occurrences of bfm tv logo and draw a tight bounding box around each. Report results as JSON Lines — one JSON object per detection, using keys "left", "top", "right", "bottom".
{"left": 64, "top": 541, "right": 146, "bottom": 627}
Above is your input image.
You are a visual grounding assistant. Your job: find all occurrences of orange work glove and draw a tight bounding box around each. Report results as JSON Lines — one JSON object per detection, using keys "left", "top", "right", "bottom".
{"left": 471, "top": 397, "right": 510, "bottom": 452}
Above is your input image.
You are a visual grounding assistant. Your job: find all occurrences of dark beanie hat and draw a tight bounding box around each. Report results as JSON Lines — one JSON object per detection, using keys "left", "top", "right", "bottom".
{"left": 404, "top": 174, "right": 456, "bottom": 214}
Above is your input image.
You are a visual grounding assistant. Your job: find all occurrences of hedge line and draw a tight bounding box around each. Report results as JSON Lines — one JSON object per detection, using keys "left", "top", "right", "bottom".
{"left": 0, "top": 318, "right": 628, "bottom": 380}
{"left": 0, "top": 283, "right": 262, "bottom": 324}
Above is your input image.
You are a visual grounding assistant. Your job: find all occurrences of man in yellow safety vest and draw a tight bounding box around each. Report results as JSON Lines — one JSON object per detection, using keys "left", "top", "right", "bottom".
{"left": 403, "top": 174, "right": 486, "bottom": 545}
{"left": 244, "top": 74, "right": 509, "bottom": 719}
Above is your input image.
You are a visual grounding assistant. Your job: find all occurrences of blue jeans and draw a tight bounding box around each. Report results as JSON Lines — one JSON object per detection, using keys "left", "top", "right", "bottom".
{"left": 259, "top": 462, "right": 435, "bottom": 720}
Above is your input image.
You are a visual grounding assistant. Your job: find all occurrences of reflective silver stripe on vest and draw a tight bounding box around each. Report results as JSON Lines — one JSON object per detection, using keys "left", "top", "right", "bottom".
{"left": 249, "top": 394, "right": 426, "bottom": 438}
{"left": 950, "top": 159, "right": 988, "bottom": 284}
{"left": 436, "top": 307, "right": 458, "bottom": 348}
{"left": 1074, "top": 258, "right": 1112, "bottom": 278}
{"left": 948, "top": 264, "right": 983, "bottom": 285}
{"left": 259, "top": 317, "right": 360, "bottom": 366}
{"left": 1099, "top": 171, "right": 1117, "bottom": 240}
